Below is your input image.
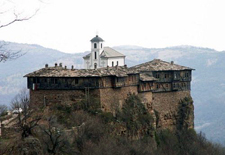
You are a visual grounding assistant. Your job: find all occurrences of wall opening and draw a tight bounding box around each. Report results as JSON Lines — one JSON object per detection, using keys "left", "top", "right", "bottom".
{"left": 95, "top": 52, "right": 97, "bottom": 59}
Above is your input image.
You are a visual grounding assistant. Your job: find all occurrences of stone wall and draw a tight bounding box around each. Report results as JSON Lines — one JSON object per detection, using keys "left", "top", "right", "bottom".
{"left": 30, "top": 87, "right": 194, "bottom": 132}
{"left": 30, "top": 89, "right": 89, "bottom": 107}
{"left": 99, "top": 86, "right": 138, "bottom": 113}
{"left": 152, "top": 91, "right": 193, "bottom": 130}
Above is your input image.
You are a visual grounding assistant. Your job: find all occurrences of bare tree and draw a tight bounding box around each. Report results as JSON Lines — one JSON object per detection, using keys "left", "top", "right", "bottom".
{"left": 39, "top": 116, "right": 74, "bottom": 155}
{"left": 0, "top": 104, "right": 7, "bottom": 116}
{"left": 0, "top": 44, "right": 22, "bottom": 62}
{"left": 11, "top": 88, "right": 41, "bottom": 138}
{"left": 0, "top": 0, "right": 40, "bottom": 62}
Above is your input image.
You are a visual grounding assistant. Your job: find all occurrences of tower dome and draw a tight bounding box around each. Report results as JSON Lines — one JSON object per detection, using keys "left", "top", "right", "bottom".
{"left": 90, "top": 35, "right": 104, "bottom": 42}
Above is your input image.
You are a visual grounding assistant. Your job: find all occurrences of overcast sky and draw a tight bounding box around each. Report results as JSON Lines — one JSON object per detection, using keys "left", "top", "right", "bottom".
{"left": 0, "top": 0, "right": 224, "bottom": 53}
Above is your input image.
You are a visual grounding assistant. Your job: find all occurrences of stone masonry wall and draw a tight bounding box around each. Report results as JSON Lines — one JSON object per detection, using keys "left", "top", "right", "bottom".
{"left": 152, "top": 91, "right": 193, "bottom": 130}
{"left": 99, "top": 86, "right": 138, "bottom": 113}
{"left": 30, "top": 89, "right": 92, "bottom": 107}
{"left": 30, "top": 88, "right": 194, "bottom": 131}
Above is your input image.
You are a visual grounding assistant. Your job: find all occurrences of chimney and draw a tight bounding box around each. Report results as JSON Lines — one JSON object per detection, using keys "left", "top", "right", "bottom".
{"left": 171, "top": 61, "right": 174, "bottom": 65}
{"left": 124, "top": 64, "right": 127, "bottom": 69}
{"left": 59, "top": 63, "right": 62, "bottom": 67}
{"left": 55, "top": 63, "right": 57, "bottom": 67}
{"left": 45, "top": 64, "right": 48, "bottom": 68}
{"left": 65, "top": 66, "right": 67, "bottom": 69}
{"left": 71, "top": 65, "right": 74, "bottom": 70}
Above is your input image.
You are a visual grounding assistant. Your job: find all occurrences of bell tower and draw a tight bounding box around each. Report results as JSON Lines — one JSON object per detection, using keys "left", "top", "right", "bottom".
{"left": 90, "top": 35, "right": 104, "bottom": 69}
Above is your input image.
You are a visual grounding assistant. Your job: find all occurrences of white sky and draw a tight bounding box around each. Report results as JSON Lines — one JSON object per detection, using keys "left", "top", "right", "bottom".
{"left": 0, "top": 0, "right": 225, "bottom": 53}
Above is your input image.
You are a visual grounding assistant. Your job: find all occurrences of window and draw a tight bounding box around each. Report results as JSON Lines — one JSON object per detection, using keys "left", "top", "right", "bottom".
{"left": 156, "top": 73, "right": 160, "bottom": 78}
{"left": 95, "top": 52, "right": 97, "bottom": 59}
{"left": 101, "top": 43, "right": 102, "bottom": 48}
{"left": 156, "top": 84, "right": 160, "bottom": 89}
{"left": 165, "top": 74, "right": 168, "bottom": 78}
{"left": 54, "top": 79, "right": 58, "bottom": 84}
{"left": 51, "top": 78, "right": 58, "bottom": 84}
{"left": 75, "top": 78, "right": 79, "bottom": 84}
{"left": 112, "top": 61, "right": 114, "bottom": 67}
{"left": 175, "top": 73, "right": 180, "bottom": 79}
{"left": 117, "top": 61, "right": 119, "bottom": 66}
{"left": 94, "top": 63, "right": 97, "bottom": 69}
{"left": 173, "top": 83, "right": 176, "bottom": 88}
{"left": 94, "top": 43, "right": 97, "bottom": 48}
{"left": 166, "top": 84, "right": 169, "bottom": 88}
{"left": 185, "top": 72, "right": 189, "bottom": 77}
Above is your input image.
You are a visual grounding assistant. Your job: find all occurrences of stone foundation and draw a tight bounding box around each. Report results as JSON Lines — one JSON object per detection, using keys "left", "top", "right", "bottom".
{"left": 30, "top": 89, "right": 194, "bottom": 131}
{"left": 99, "top": 86, "right": 138, "bottom": 113}
{"left": 152, "top": 91, "right": 193, "bottom": 130}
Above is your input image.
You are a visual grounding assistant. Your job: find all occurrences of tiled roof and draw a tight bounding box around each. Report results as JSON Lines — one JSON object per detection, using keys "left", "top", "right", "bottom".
{"left": 140, "top": 73, "right": 158, "bottom": 81}
{"left": 83, "top": 53, "right": 91, "bottom": 59}
{"left": 101, "top": 47, "right": 125, "bottom": 58}
{"left": 130, "top": 59, "right": 194, "bottom": 71}
{"left": 24, "top": 59, "right": 194, "bottom": 78}
{"left": 83, "top": 47, "right": 125, "bottom": 59}
{"left": 24, "top": 66, "right": 137, "bottom": 78}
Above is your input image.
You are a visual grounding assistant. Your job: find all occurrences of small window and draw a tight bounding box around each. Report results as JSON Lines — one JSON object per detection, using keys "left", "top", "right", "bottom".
{"left": 117, "top": 61, "right": 119, "bottom": 66}
{"left": 156, "top": 74, "right": 160, "bottom": 78}
{"left": 185, "top": 73, "right": 189, "bottom": 77}
{"left": 95, "top": 52, "right": 97, "bottom": 59}
{"left": 165, "top": 74, "right": 168, "bottom": 78}
{"left": 94, "top": 43, "right": 97, "bottom": 48}
{"left": 94, "top": 63, "right": 97, "bottom": 69}
{"left": 44, "top": 78, "right": 47, "bottom": 83}
{"left": 156, "top": 84, "right": 160, "bottom": 89}
{"left": 175, "top": 73, "right": 180, "bottom": 79}
{"left": 51, "top": 78, "right": 58, "bottom": 84}
{"left": 75, "top": 79, "right": 79, "bottom": 84}
{"left": 101, "top": 43, "right": 102, "bottom": 48}
{"left": 112, "top": 61, "right": 114, "bottom": 67}
{"left": 166, "top": 84, "right": 169, "bottom": 88}
{"left": 37, "top": 78, "right": 40, "bottom": 83}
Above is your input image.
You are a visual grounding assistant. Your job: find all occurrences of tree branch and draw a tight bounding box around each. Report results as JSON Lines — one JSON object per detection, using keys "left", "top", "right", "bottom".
{"left": 0, "top": 9, "right": 39, "bottom": 29}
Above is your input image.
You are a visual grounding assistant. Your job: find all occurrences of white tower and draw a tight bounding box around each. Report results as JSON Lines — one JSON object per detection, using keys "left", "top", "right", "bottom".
{"left": 90, "top": 35, "right": 104, "bottom": 69}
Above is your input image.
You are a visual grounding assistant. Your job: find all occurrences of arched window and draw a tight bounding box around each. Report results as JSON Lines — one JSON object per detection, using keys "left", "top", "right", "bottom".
{"left": 94, "top": 43, "right": 97, "bottom": 48}
{"left": 94, "top": 63, "right": 97, "bottom": 69}
{"left": 112, "top": 61, "right": 114, "bottom": 67}
{"left": 95, "top": 52, "right": 97, "bottom": 59}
